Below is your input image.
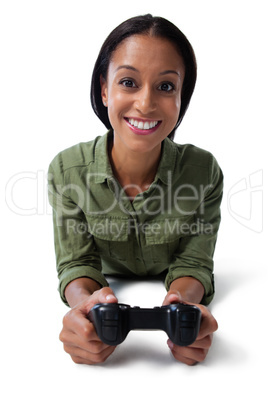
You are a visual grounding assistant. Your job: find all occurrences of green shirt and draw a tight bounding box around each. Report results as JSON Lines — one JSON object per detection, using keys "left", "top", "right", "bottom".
{"left": 48, "top": 131, "right": 223, "bottom": 306}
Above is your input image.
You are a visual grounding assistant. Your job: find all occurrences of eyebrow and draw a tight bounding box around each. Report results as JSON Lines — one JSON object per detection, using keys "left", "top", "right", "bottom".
{"left": 159, "top": 70, "right": 181, "bottom": 77}
{"left": 115, "top": 65, "right": 181, "bottom": 77}
{"left": 115, "top": 65, "right": 138, "bottom": 73}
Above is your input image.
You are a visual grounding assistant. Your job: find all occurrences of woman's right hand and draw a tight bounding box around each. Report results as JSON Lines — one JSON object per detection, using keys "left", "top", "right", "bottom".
{"left": 59, "top": 287, "right": 118, "bottom": 364}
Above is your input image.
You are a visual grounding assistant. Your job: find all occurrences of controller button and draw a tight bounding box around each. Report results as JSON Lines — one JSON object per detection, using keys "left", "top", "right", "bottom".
{"left": 102, "top": 325, "right": 118, "bottom": 342}
{"left": 102, "top": 319, "right": 118, "bottom": 326}
{"left": 180, "top": 312, "right": 196, "bottom": 322}
{"left": 180, "top": 328, "right": 195, "bottom": 343}
{"left": 103, "top": 311, "right": 119, "bottom": 320}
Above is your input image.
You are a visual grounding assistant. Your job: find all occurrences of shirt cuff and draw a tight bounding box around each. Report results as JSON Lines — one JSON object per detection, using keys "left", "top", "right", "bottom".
{"left": 164, "top": 268, "right": 215, "bottom": 305}
{"left": 59, "top": 266, "right": 109, "bottom": 306}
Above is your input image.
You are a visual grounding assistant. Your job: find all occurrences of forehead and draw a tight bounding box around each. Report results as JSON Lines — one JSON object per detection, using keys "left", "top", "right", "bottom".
{"left": 109, "top": 34, "right": 185, "bottom": 76}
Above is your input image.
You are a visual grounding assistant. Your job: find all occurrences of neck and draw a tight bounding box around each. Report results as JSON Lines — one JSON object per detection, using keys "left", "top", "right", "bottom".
{"left": 109, "top": 138, "right": 161, "bottom": 198}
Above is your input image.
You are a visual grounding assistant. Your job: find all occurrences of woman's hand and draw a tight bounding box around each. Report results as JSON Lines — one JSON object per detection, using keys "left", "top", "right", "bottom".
{"left": 162, "top": 290, "right": 218, "bottom": 365}
{"left": 59, "top": 287, "right": 118, "bottom": 365}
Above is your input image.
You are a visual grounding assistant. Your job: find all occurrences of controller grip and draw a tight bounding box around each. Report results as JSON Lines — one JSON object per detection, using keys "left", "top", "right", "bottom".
{"left": 88, "top": 303, "right": 129, "bottom": 346}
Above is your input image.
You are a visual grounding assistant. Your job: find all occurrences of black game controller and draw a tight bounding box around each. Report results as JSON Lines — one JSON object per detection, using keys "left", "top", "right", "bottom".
{"left": 88, "top": 303, "right": 201, "bottom": 346}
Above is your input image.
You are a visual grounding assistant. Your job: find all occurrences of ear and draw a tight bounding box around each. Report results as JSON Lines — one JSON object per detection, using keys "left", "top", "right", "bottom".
{"left": 100, "top": 75, "right": 108, "bottom": 106}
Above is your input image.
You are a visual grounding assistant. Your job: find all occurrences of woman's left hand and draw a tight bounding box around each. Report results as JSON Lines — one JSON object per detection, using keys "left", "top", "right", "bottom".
{"left": 162, "top": 290, "right": 218, "bottom": 365}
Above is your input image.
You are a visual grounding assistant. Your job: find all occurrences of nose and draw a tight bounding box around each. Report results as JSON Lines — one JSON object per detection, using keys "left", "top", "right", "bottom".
{"left": 134, "top": 85, "right": 156, "bottom": 115}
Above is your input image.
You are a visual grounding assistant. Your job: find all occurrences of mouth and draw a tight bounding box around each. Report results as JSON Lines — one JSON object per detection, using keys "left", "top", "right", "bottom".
{"left": 124, "top": 117, "right": 162, "bottom": 135}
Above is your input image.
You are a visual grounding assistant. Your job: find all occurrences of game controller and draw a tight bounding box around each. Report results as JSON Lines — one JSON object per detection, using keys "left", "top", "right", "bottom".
{"left": 88, "top": 303, "right": 201, "bottom": 346}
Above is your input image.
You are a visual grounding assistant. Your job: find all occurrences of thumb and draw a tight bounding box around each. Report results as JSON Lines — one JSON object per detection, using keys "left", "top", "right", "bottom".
{"left": 80, "top": 287, "right": 118, "bottom": 316}
{"left": 162, "top": 290, "right": 183, "bottom": 306}
{"left": 98, "top": 287, "right": 118, "bottom": 304}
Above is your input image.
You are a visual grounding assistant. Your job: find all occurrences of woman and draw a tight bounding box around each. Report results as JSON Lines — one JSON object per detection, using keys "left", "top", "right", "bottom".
{"left": 48, "top": 14, "right": 223, "bottom": 365}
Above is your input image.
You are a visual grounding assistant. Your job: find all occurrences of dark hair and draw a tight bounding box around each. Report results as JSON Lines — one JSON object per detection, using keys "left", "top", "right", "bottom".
{"left": 90, "top": 14, "right": 197, "bottom": 140}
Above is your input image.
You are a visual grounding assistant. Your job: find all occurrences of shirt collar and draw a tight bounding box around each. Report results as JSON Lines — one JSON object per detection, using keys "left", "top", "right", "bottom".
{"left": 94, "top": 130, "right": 114, "bottom": 183}
{"left": 155, "top": 137, "right": 178, "bottom": 185}
{"left": 94, "top": 131, "right": 178, "bottom": 185}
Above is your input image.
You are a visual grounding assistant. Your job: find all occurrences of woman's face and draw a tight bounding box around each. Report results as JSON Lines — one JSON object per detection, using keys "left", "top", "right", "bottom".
{"left": 101, "top": 34, "right": 185, "bottom": 155}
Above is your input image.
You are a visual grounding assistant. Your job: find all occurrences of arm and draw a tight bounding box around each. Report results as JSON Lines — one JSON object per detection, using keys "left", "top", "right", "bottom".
{"left": 48, "top": 159, "right": 117, "bottom": 364}
{"left": 169, "top": 276, "right": 204, "bottom": 304}
{"left": 48, "top": 158, "right": 109, "bottom": 305}
{"left": 65, "top": 277, "right": 101, "bottom": 307}
{"left": 163, "top": 156, "right": 223, "bottom": 364}
{"left": 165, "top": 153, "right": 223, "bottom": 305}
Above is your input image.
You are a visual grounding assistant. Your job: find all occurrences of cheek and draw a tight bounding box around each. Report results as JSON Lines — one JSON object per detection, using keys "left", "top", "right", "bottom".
{"left": 107, "top": 90, "right": 131, "bottom": 116}
{"left": 173, "top": 93, "right": 182, "bottom": 113}
{"left": 165, "top": 98, "right": 181, "bottom": 125}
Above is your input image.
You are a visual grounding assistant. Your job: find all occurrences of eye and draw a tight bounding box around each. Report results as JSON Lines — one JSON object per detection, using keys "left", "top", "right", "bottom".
{"left": 158, "top": 82, "right": 175, "bottom": 92}
{"left": 119, "top": 79, "right": 137, "bottom": 88}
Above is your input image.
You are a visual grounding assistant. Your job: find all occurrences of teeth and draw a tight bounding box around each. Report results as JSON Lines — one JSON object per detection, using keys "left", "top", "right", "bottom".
{"left": 128, "top": 119, "right": 159, "bottom": 130}
{"left": 144, "top": 122, "right": 150, "bottom": 129}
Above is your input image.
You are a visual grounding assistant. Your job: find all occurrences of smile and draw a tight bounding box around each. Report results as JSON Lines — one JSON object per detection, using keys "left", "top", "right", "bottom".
{"left": 127, "top": 118, "right": 159, "bottom": 130}
{"left": 124, "top": 117, "right": 162, "bottom": 135}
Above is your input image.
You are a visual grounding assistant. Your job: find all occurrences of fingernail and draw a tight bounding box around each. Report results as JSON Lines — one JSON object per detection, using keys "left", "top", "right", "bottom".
{"left": 167, "top": 339, "right": 174, "bottom": 350}
{"left": 105, "top": 294, "right": 115, "bottom": 301}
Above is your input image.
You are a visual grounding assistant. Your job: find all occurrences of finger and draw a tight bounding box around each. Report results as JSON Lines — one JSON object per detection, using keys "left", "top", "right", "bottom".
{"left": 80, "top": 287, "right": 118, "bottom": 316}
{"left": 61, "top": 328, "right": 113, "bottom": 354}
{"left": 98, "top": 287, "right": 118, "bottom": 304}
{"left": 173, "top": 347, "right": 208, "bottom": 365}
{"left": 168, "top": 341, "right": 209, "bottom": 364}
{"left": 65, "top": 343, "right": 116, "bottom": 365}
{"left": 171, "top": 353, "right": 197, "bottom": 366}
{"left": 63, "top": 287, "right": 118, "bottom": 339}
{"left": 184, "top": 334, "right": 213, "bottom": 350}
{"left": 196, "top": 306, "right": 218, "bottom": 340}
{"left": 62, "top": 309, "right": 97, "bottom": 339}
{"left": 162, "top": 290, "right": 183, "bottom": 306}
{"left": 60, "top": 320, "right": 100, "bottom": 347}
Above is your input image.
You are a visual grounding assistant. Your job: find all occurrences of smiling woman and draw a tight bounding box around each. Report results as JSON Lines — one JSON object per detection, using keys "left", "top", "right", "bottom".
{"left": 100, "top": 35, "right": 185, "bottom": 163}
{"left": 48, "top": 14, "right": 223, "bottom": 366}
{"left": 91, "top": 14, "right": 197, "bottom": 140}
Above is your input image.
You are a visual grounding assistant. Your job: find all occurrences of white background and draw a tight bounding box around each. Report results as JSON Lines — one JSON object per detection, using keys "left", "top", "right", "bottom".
{"left": 1, "top": 0, "right": 267, "bottom": 401}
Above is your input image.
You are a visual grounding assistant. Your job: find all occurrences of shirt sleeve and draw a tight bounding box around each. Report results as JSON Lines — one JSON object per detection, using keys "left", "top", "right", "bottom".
{"left": 164, "top": 154, "right": 223, "bottom": 305}
{"left": 48, "top": 157, "right": 109, "bottom": 306}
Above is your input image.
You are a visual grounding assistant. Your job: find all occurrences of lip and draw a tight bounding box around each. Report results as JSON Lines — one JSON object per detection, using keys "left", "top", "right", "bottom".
{"left": 124, "top": 117, "right": 162, "bottom": 136}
